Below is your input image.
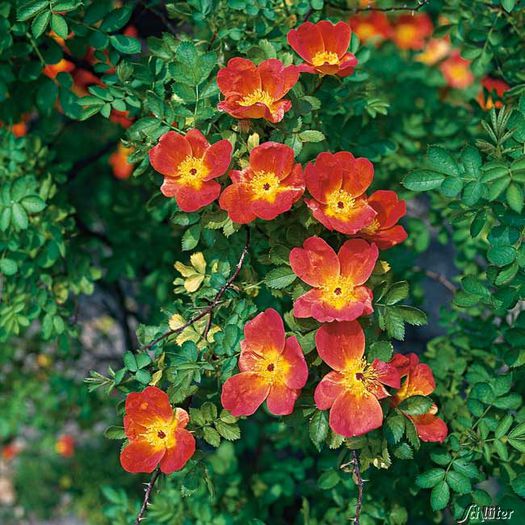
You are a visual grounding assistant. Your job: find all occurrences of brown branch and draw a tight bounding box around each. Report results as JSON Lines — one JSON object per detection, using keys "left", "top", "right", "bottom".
{"left": 349, "top": 0, "right": 431, "bottom": 13}
{"left": 134, "top": 468, "right": 160, "bottom": 525}
{"left": 141, "top": 227, "right": 250, "bottom": 352}
{"left": 413, "top": 266, "right": 457, "bottom": 294}
{"left": 351, "top": 450, "right": 364, "bottom": 525}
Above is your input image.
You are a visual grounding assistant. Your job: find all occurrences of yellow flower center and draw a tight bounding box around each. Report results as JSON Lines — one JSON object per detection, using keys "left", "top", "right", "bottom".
{"left": 361, "top": 219, "right": 380, "bottom": 235}
{"left": 177, "top": 156, "right": 208, "bottom": 188}
{"left": 250, "top": 171, "right": 283, "bottom": 202}
{"left": 448, "top": 64, "right": 470, "bottom": 83}
{"left": 311, "top": 51, "right": 340, "bottom": 67}
{"left": 325, "top": 189, "right": 356, "bottom": 217}
{"left": 396, "top": 24, "right": 417, "bottom": 45}
{"left": 357, "top": 23, "right": 376, "bottom": 41}
{"left": 239, "top": 89, "right": 274, "bottom": 108}
{"left": 321, "top": 275, "right": 355, "bottom": 310}
{"left": 253, "top": 348, "right": 290, "bottom": 385}
{"left": 142, "top": 417, "right": 178, "bottom": 450}
{"left": 341, "top": 358, "right": 378, "bottom": 397}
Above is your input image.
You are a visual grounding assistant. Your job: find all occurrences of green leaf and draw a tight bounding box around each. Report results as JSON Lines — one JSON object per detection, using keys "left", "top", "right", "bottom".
{"left": 428, "top": 146, "right": 460, "bottom": 176}
{"left": 440, "top": 177, "right": 463, "bottom": 197}
{"left": 0, "top": 258, "right": 18, "bottom": 276}
{"left": 51, "top": 14, "right": 68, "bottom": 39}
{"left": 393, "top": 443, "right": 413, "bottom": 459}
{"left": 398, "top": 395, "right": 433, "bottom": 416}
{"left": 0, "top": 208, "right": 11, "bottom": 231}
{"left": 452, "top": 459, "right": 479, "bottom": 479}
{"left": 101, "top": 7, "right": 133, "bottom": 31}
{"left": 384, "top": 282, "right": 409, "bottom": 305}
{"left": 384, "top": 415, "right": 405, "bottom": 444}
{"left": 495, "top": 414, "right": 513, "bottom": 439}
{"left": 487, "top": 245, "right": 516, "bottom": 267}
{"left": 18, "top": 0, "right": 48, "bottom": 21}
{"left": 430, "top": 481, "right": 450, "bottom": 511}
{"left": 511, "top": 473, "right": 525, "bottom": 497}
{"left": 123, "top": 351, "right": 138, "bottom": 372}
{"left": 509, "top": 422, "right": 525, "bottom": 439}
{"left": 397, "top": 306, "right": 427, "bottom": 326}
{"left": 309, "top": 410, "right": 329, "bottom": 451}
{"left": 416, "top": 468, "right": 445, "bottom": 489}
{"left": 264, "top": 267, "right": 297, "bottom": 289}
{"left": 299, "top": 130, "right": 325, "bottom": 143}
{"left": 32, "top": 10, "right": 50, "bottom": 38}
{"left": 462, "top": 181, "right": 484, "bottom": 205}
{"left": 382, "top": 307, "right": 405, "bottom": 340}
{"left": 135, "top": 369, "right": 151, "bottom": 385}
{"left": 12, "top": 203, "right": 29, "bottom": 229}
{"left": 215, "top": 420, "right": 240, "bottom": 441}
{"left": 318, "top": 470, "right": 340, "bottom": 489}
{"left": 21, "top": 195, "right": 46, "bottom": 213}
{"left": 182, "top": 224, "right": 201, "bottom": 251}
{"left": 202, "top": 426, "right": 221, "bottom": 447}
{"left": 501, "top": 0, "right": 516, "bottom": 12}
{"left": 367, "top": 341, "right": 393, "bottom": 361}
{"left": 104, "top": 426, "right": 126, "bottom": 440}
{"left": 447, "top": 471, "right": 471, "bottom": 494}
{"left": 506, "top": 183, "right": 523, "bottom": 213}
{"left": 110, "top": 35, "right": 141, "bottom": 54}
{"left": 403, "top": 170, "right": 445, "bottom": 191}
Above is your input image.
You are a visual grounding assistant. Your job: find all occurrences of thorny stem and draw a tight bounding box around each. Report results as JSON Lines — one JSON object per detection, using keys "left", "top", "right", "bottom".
{"left": 134, "top": 468, "right": 161, "bottom": 525}
{"left": 413, "top": 266, "right": 457, "bottom": 294}
{"left": 351, "top": 450, "right": 364, "bottom": 524}
{"left": 141, "top": 227, "right": 251, "bottom": 352}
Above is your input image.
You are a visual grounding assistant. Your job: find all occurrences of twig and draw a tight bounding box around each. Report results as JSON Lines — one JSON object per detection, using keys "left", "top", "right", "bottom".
{"left": 349, "top": 0, "right": 431, "bottom": 13}
{"left": 351, "top": 450, "right": 364, "bottom": 525}
{"left": 142, "top": 228, "right": 250, "bottom": 352}
{"left": 413, "top": 266, "right": 457, "bottom": 294}
{"left": 134, "top": 468, "right": 160, "bottom": 525}
{"left": 69, "top": 139, "right": 121, "bottom": 180}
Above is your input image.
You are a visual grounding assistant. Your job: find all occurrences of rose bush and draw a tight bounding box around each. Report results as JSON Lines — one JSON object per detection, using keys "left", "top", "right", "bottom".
{"left": 1, "top": 1, "right": 524, "bottom": 524}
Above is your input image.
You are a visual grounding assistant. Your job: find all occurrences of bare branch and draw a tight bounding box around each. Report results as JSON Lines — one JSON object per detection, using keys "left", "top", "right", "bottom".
{"left": 348, "top": 0, "right": 431, "bottom": 13}
{"left": 134, "top": 468, "right": 160, "bottom": 525}
{"left": 351, "top": 450, "right": 364, "bottom": 524}
{"left": 413, "top": 266, "right": 457, "bottom": 294}
{"left": 141, "top": 227, "right": 251, "bottom": 352}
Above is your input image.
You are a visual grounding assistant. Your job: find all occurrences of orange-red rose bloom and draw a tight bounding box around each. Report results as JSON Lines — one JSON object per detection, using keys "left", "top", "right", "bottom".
{"left": 314, "top": 321, "right": 400, "bottom": 437}
{"left": 10, "top": 122, "right": 27, "bottom": 137}
{"left": 477, "top": 77, "right": 509, "bottom": 110}
{"left": 305, "top": 151, "right": 376, "bottom": 235}
{"left": 109, "top": 144, "right": 134, "bottom": 180}
{"left": 110, "top": 109, "right": 134, "bottom": 128}
{"left": 349, "top": 12, "right": 392, "bottom": 45}
{"left": 217, "top": 58, "right": 299, "bottom": 123}
{"left": 55, "top": 435, "right": 75, "bottom": 457}
{"left": 440, "top": 51, "right": 474, "bottom": 89}
{"left": 287, "top": 21, "right": 358, "bottom": 77}
{"left": 415, "top": 38, "right": 451, "bottom": 66}
{"left": 392, "top": 14, "right": 433, "bottom": 50}
{"left": 2, "top": 443, "right": 21, "bottom": 461}
{"left": 43, "top": 58, "right": 75, "bottom": 79}
{"left": 221, "top": 308, "right": 308, "bottom": 416}
{"left": 290, "top": 236, "right": 378, "bottom": 322}
{"left": 357, "top": 190, "right": 407, "bottom": 250}
{"left": 219, "top": 142, "right": 304, "bottom": 224}
{"left": 391, "top": 353, "right": 448, "bottom": 443}
{"left": 149, "top": 129, "right": 232, "bottom": 212}
{"left": 72, "top": 68, "right": 104, "bottom": 97}
{"left": 120, "top": 386, "right": 195, "bottom": 474}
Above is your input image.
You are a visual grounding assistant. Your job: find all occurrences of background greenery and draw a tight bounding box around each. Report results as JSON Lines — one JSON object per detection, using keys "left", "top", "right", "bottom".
{"left": 1, "top": 0, "right": 524, "bottom": 524}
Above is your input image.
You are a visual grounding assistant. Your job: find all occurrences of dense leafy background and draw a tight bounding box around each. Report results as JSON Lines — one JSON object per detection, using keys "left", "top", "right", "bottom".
{"left": 1, "top": 0, "right": 524, "bottom": 524}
